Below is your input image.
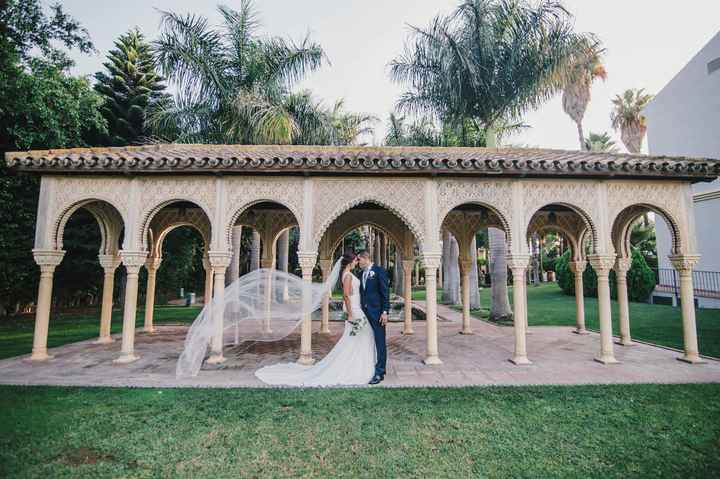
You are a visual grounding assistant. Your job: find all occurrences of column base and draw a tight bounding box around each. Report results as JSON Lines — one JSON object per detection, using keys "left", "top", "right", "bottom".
{"left": 297, "top": 355, "right": 315, "bottom": 365}
{"left": 573, "top": 328, "right": 590, "bottom": 335}
{"left": 143, "top": 327, "right": 156, "bottom": 334}
{"left": 459, "top": 329, "right": 474, "bottom": 335}
{"left": 678, "top": 355, "right": 706, "bottom": 364}
{"left": 114, "top": 353, "right": 139, "bottom": 364}
{"left": 402, "top": 329, "right": 414, "bottom": 335}
{"left": 93, "top": 336, "right": 114, "bottom": 345}
{"left": 423, "top": 355, "right": 443, "bottom": 365}
{"left": 319, "top": 327, "right": 331, "bottom": 335}
{"left": 594, "top": 355, "right": 620, "bottom": 365}
{"left": 510, "top": 356, "right": 532, "bottom": 366}
{"left": 206, "top": 353, "right": 226, "bottom": 364}
{"left": 28, "top": 351, "right": 53, "bottom": 361}
{"left": 616, "top": 339, "right": 635, "bottom": 347}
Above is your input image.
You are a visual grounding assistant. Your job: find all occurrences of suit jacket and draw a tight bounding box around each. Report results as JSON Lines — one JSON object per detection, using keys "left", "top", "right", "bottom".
{"left": 359, "top": 264, "right": 390, "bottom": 322}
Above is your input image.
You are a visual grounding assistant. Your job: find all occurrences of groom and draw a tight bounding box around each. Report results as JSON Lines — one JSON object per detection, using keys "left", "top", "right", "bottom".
{"left": 357, "top": 250, "right": 390, "bottom": 385}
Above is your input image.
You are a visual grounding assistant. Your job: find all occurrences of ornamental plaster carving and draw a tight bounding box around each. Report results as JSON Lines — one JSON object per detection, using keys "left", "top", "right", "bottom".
{"left": 520, "top": 180, "right": 600, "bottom": 250}
{"left": 137, "top": 176, "right": 216, "bottom": 249}
{"left": 312, "top": 178, "right": 426, "bottom": 251}
{"left": 235, "top": 209, "right": 298, "bottom": 252}
{"left": 224, "top": 177, "right": 305, "bottom": 250}
{"left": 147, "top": 207, "right": 212, "bottom": 256}
{"left": 50, "top": 177, "right": 130, "bottom": 250}
{"left": 526, "top": 211, "right": 585, "bottom": 260}
{"left": 437, "top": 179, "right": 513, "bottom": 241}
{"left": 607, "top": 182, "right": 687, "bottom": 255}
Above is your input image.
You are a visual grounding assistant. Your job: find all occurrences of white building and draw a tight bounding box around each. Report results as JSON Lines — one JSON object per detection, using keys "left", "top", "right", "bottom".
{"left": 644, "top": 31, "right": 720, "bottom": 308}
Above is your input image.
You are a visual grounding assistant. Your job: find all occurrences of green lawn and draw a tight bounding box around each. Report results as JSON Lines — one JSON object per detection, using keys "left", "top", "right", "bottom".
{"left": 1, "top": 384, "right": 718, "bottom": 478}
{"left": 413, "top": 283, "right": 720, "bottom": 358}
{"left": 0, "top": 305, "right": 201, "bottom": 360}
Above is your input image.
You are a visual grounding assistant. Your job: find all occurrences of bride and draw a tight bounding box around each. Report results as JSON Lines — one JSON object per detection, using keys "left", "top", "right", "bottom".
{"left": 254, "top": 251, "right": 376, "bottom": 386}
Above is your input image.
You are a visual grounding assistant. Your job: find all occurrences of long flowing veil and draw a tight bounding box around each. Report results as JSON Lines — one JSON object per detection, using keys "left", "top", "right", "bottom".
{"left": 176, "top": 259, "right": 343, "bottom": 377}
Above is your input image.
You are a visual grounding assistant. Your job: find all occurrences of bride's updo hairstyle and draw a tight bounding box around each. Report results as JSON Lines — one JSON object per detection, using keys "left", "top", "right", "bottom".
{"left": 340, "top": 250, "right": 357, "bottom": 270}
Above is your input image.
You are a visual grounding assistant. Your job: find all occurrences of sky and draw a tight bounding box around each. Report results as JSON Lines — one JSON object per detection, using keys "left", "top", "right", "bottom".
{"left": 62, "top": 0, "right": 720, "bottom": 151}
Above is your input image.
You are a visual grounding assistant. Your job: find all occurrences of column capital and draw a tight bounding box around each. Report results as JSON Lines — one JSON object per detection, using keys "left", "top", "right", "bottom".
{"left": 588, "top": 254, "right": 617, "bottom": 275}
{"left": 32, "top": 249, "right": 65, "bottom": 273}
{"left": 145, "top": 256, "right": 162, "bottom": 272}
{"left": 402, "top": 259, "right": 415, "bottom": 272}
{"left": 208, "top": 250, "right": 232, "bottom": 270}
{"left": 421, "top": 253, "right": 442, "bottom": 270}
{"left": 614, "top": 257, "right": 632, "bottom": 276}
{"left": 318, "top": 258, "right": 333, "bottom": 274}
{"left": 98, "top": 254, "right": 122, "bottom": 272}
{"left": 669, "top": 254, "right": 701, "bottom": 273}
{"left": 506, "top": 254, "right": 530, "bottom": 271}
{"left": 120, "top": 250, "right": 148, "bottom": 273}
{"left": 297, "top": 251, "right": 317, "bottom": 273}
{"left": 568, "top": 260, "right": 587, "bottom": 274}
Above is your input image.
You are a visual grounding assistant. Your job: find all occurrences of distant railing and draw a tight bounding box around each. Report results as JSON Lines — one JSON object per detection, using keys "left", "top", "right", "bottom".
{"left": 654, "top": 268, "right": 720, "bottom": 300}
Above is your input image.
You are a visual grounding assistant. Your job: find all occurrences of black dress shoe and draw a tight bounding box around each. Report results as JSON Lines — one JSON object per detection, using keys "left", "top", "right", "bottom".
{"left": 369, "top": 375, "right": 384, "bottom": 385}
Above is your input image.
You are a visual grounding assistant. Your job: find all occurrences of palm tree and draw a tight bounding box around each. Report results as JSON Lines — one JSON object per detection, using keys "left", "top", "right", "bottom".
{"left": 390, "top": 0, "right": 586, "bottom": 143}
{"left": 610, "top": 88, "right": 654, "bottom": 153}
{"left": 151, "top": 1, "right": 326, "bottom": 144}
{"left": 488, "top": 228, "right": 512, "bottom": 321}
{"left": 94, "top": 29, "right": 169, "bottom": 145}
{"left": 559, "top": 38, "right": 607, "bottom": 150}
{"left": 583, "top": 131, "right": 619, "bottom": 152}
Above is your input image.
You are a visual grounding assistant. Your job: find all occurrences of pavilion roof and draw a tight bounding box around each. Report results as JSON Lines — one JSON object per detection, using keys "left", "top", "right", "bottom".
{"left": 5, "top": 144, "right": 720, "bottom": 182}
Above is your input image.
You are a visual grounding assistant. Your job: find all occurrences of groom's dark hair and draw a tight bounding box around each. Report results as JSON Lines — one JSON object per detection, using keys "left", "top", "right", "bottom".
{"left": 357, "top": 250, "right": 371, "bottom": 259}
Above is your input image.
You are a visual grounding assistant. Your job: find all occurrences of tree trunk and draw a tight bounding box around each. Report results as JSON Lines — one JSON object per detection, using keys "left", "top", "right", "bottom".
{"left": 488, "top": 228, "right": 512, "bottom": 321}
{"left": 577, "top": 121, "right": 585, "bottom": 150}
{"left": 469, "top": 236, "right": 481, "bottom": 309}
{"left": 442, "top": 230, "right": 461, "bottom": 305}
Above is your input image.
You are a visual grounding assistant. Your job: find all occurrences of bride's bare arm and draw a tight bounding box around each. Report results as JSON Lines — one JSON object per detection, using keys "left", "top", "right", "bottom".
{"left": 342, "top": 273, "right": 353, "bottom": 321}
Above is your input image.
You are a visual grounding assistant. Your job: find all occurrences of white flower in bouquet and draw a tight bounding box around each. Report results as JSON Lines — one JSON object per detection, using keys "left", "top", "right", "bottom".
{"left": 343, "top": 313, "right": 368, "bottom": 336}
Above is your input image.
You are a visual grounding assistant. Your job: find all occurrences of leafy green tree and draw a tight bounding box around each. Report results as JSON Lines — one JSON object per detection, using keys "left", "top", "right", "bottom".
{"left": 94, "top": 29, "right": 169, "bottom": 145}
{"left": 151, "top": 1, "right": 327, "bottom": 144}
{"left": 583, "top": 131, "right": 619, "bottom": 153}
{"left": 611, "top": 88, "right": 653, "bottom": 153}
{"left": 0, "top": 1, "right": 105, "bottom": 315}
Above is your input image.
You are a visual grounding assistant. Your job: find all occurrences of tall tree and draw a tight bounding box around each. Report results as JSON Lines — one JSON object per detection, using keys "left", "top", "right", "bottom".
{"left": 488, "top": 228, "right": 512, "bottom": 321}
{"left": 559, "top": 38, "right": 607, "bottom": 150}
{"left": 390, "top": 0, "right": 586, "bottom": 141}
{"left": 152, "top": 1, "right": 327, "bottom": 144}
{"left": 94, "top": 29, "right": 169, "bottom": 145}
{"left": 611, "top": 88, "right": 653, "bottom": 153}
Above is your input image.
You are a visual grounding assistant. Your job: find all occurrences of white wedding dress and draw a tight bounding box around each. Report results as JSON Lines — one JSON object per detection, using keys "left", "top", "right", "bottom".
{"left": 255, "top": 272, "right": 376, "bottom": 386}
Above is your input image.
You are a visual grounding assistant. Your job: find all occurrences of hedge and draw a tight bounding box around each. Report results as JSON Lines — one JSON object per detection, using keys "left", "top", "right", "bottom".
{"left": 555, "top": 248, "right": 656, "bottom": 302}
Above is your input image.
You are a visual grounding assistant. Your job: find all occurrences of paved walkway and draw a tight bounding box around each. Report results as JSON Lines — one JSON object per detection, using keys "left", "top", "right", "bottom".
{"left": 1, "top": 305, "right": 719, "bottom": 388}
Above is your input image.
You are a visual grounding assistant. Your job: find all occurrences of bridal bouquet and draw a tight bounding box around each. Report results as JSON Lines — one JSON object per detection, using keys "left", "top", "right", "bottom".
{"left": 344, "top": 313, "right": 368, "bottom": 336}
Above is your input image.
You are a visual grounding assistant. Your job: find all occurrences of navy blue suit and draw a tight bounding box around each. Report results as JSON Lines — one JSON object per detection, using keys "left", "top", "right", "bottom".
{"left": 359, "top": 264, "right": 390, "bottom": 377}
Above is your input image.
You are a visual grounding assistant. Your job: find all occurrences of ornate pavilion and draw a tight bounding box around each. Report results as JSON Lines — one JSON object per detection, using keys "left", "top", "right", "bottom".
{"left": 6, "top": 145, "right": 719, "bottom": 370}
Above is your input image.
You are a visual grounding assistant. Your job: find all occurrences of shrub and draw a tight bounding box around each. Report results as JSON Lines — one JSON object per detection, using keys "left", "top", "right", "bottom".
{"left": 554, "top": 248, "right": 655, "bottom": 302}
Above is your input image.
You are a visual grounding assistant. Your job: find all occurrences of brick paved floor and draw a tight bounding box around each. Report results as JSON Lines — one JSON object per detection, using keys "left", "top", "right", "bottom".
{"left": 1, "top": 304, "right": 718, "bottom": 388}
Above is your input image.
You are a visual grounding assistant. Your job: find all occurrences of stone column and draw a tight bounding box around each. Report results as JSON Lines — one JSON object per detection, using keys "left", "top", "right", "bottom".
{"left": 29, "top": 249, "right": 65, "bottom": 361}
{"left": 202, "top": 256, "right": 214, "bottom": 307}
{"left": 298, "top": 252, "right": 317, "bottom": 365}
{"left": 588, "top": 254, "right": 619, "bottom": 364}
{"left": 507, "top": 254, "right": 531, "bottom": 365}
{"left": 669, "top": 254, "right": 704, "bottom": 363}
{"left": 614, "top": 257, "right": 634, "bottom": 346}
{"left": 569, "top": 260, "right": 589, "bottom": 335}
{"left": 95, "top": 254, "right": 121, "bottom": 344}
{"left": 319, "top": 259, "right": 333, "bottom": 334}
{"left": 422, "top": 254, "right": 442, "bottom": 365}
{"left": 250, "top": 230, "right": 261, "bottom": 271}
{"left": 143, "top": 256, "right": 162, "bottom": 334}
{"left": 402, "top": 259, "right": 415, "bottom": 335}
{"left": 206, "top": 251, "right": 232, "bottom": 364}
{"left": 261, "top": 254, "right": 275, "bottom": 334}
{"left": 228, "top": 225, "right": 242, "bottom": 284}
{"left": 459, "top": 258, "right": 474, "bottom": 335}
{"left": 277, "top": 230, "right": 290, "bottom": 301}
{"left": 115, "top": 250, "right": 148, "bottom": 364}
